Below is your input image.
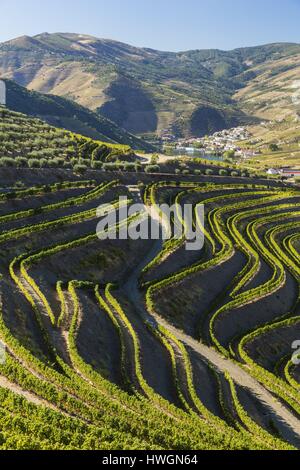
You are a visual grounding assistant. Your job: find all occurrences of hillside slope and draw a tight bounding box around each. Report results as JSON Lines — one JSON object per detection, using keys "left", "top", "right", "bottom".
{"left": 1, "top": 79, "right": 154, "bottom": 151}
{"left": 0, "top": 106, "right": 135, "bottom": 169}
{"left": 0, "top": 33, "right": 299, "bottom": 137}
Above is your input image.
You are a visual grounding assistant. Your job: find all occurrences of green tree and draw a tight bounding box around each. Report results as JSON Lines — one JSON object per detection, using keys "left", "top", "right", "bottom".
{"left": 269, "top": 143, "right": 279, "bottom": 152}
{"left": 150, "top": 154, "right": 159, "bottom": 165}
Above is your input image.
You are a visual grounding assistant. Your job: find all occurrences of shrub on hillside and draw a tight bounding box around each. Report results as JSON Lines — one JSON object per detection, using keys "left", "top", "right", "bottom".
{"left": 135, "top": 162, "right": 142, "bottom": 172}
{"left": 0, "top": 157, "right": 16, "bottom": 167}
{"left": 102, "top": 162, "right": 119, "bottom": 171}
{"left": 28, "top": 159, "right": 41, "bottom": 168}
{"left": 53, "top": 158, "right": 65, "bottom": 167}
{"left": 73, "top": 164, "right": 88, "bottom": 175}
{"left": 145, "top": 165, "right": 160, "bottom": 173}
{"left": 39, "top": 159, "right": 48, "bottom": 168}
{"left": 269, "top": 143, "right": 279, "bottom": 152}
{"left": 15, "top": 157, "right": 28, "bottom": 168}
{"left": 91, "top": 161, "right": 103, "bottom": 170}
{"left": 124, "top": 162, "right": 136, "bottom": 172}
{"left": 47, "top": 160, "right": 59, "bottom": 168}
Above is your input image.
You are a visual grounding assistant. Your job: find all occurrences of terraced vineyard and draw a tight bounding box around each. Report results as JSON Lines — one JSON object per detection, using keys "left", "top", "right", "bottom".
{"left": 0, "top": 108, "right": 134, "bottom": 170}
{"left": 0, "top": 170, "right": 299, "bottom": 450}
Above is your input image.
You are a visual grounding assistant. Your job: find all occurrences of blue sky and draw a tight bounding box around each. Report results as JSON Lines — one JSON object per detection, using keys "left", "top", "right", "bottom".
{"left": 1, "top": 0, "right": 299, "bottom": 51}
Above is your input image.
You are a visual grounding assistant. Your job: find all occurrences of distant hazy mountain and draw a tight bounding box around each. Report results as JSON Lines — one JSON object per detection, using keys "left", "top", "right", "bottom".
{"left": 1, "top": 33, "right": 300, "bottom": 137}
{"left": 1, "top": 79, "right": 154, "bottom": 151}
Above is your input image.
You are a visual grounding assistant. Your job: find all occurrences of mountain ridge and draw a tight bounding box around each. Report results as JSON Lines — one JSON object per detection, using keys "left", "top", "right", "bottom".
{"left": 1, "top": 33, "right": 300, "bottom": 138}
{"left": 5, "top": 32, "right": 299, "bottom": 55}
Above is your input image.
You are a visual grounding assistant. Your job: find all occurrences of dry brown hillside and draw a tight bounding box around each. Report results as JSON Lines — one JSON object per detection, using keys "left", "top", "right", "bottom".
{"left": 1, "top": 33, "right": 299, "bottom": 137}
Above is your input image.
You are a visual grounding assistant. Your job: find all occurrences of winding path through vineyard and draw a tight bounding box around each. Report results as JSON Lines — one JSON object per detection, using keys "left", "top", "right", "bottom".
{"left": 124, "top": 185, "right": 300, "bottom": 444}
